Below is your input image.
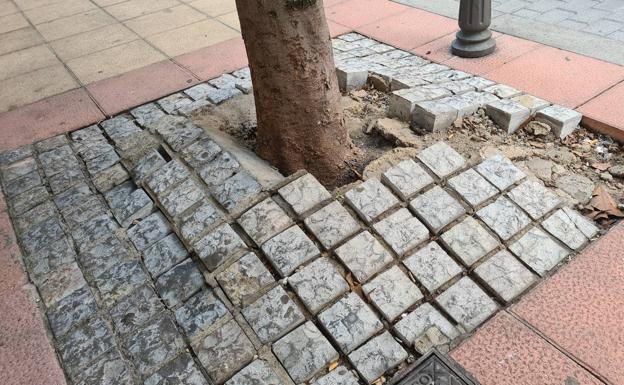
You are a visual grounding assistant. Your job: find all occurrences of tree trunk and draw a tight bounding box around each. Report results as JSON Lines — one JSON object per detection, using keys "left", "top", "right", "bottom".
{"left": 235, "top": 0, "right": 356, "bottom": 187}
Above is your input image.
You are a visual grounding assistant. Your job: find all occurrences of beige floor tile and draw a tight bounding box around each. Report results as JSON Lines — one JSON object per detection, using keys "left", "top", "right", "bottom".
{"left": 188, "top": 0, "right": 236, "bottom": 17}
{"left": 0, "top": 1, "right": 19, "bottom": 17}
{"left": 67, "top": 39, "right": 166, "bottom": 84}
{"left": 24, "top": 0, "right": 97, "bottom": 25}
{"left": 90, "top": 0, "right": 126, "bottom": 7}
{"left": 36, "top": 8, "right": 117, "bottom": 41}
{"left": 0, "top": 44, "right": 60, "bottom": 81}
{"left": 146, "top": 18, "right": 239, "bottom": 56}
{"left": 0, "top": 64, "right": 78, "bottom": 112}
{"left": 0, "top": 12, "right": 29, "bottom": 34}
{"left": 217, "top": 11, "right": 240, "bottom": 31}
{"left": 51, "top": 23, "right": 138, "bottom": 61}
{"left": 12, "top": 0, "right": 62, "bottom": 11}
{"left": 124, "top": 4, "right": 205, "bottom": 37}
{"left": 104, "top": 0, "right": 181, "bottom": 21}
{"left": 0, "top": 27, "right": 44, "bottom": 56}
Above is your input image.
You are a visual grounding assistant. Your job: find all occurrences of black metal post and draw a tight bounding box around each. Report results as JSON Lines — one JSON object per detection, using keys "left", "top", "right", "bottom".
{"left": 451, "top": 0, "right": 496, "bottom": 58}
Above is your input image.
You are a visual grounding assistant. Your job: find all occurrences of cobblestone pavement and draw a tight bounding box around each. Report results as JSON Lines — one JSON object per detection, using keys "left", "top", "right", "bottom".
{"left": 0, "top": 34, "right": 603, "bottom": 385}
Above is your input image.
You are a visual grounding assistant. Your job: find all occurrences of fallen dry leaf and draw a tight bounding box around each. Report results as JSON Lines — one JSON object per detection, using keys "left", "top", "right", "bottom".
{"left": 588, "top": 184, "right": 624, "bottom": 219}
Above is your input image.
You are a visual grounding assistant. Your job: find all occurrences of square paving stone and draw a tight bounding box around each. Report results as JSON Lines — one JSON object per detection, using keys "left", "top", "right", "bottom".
{"left": 394, "top": 302, "right": 460, "bottom": 354}
{"left": 54, "top": 182, "right": 92, "bottom": 211}
{"left": 72, "top": 349, "right": 133, "bottom": 385}
{"left": 0, "top": 144, "right": 32, "bottom": 167}
{"left": 19, "top": 215, "right": 64, "bottom": 255}
{"left": 261, "top": 225, "right": 320, "bottom": 277}
{"left": 289, "top": 257, "right": 349, "bottom": 314}
{"left": 85, "top": 149, "right": 121, "bottom": 175}
{"left": 71, "top": 214, "right": 119, "bottom": 253}
{"left": 541, "top": 208, "right": 590, "bottom": 251}
{"left": 144, "top": 233, "right": 190, "bottom": 278}
{"left": 58, "top": 316, "right": 115, "bottom": 375}
{"left": 153, "top": 116, "right": 204, "bottom": 152}
{"left": 47, "top": 286, "right": 97, "bottom": 338}
{"left": 403, "top": 242, "right": 463, "bottom": 293}
{"left": 180, "top": 138, "right": 221, "bottom": 168}
{"left": 507, "top": 178, "right": 561, "bottom": 220}
{"left": 476, "top": 196, "right": 531, "bottom": 241}
{"left": 95, "top": 260, "right": 150, "bottom": 306}
{"left": 131, "top": 102, "right": 166, "bottom": 127}
{"left": 123, "top": 315, "right": 186, "bottom": 376}
{"left": 318, "top": 292, "right": 383, "bottom": 354}
{"left": 381, "top": 159, "right": 434, "bottom": 200}
{"left": 175, "top": 289, "right": 230, "bottom": 341}
{"left": 195, "top": 223, "right": 247, "bottom": 272}
{"left": 509, "top": 226, "right": 570, "bottom": 276}
{"left": 416, "top": 142, "right": 466, "bottom": 178}
{"left": 144, "top": 353, "right": 209, "bottom": 385}
{"left": 14, "top": 200, "right": 57, "bottom": 233}
{"left": 440, "top": 216, "right": 499, "bottom": 266}
{"left": 373, "top": 208, "right": 429, "bottom": 256}
{"left": 410, "top": 186, "right": 465, "bottom": 233}
{"left": 213, "top": 170, "right": 263, "bottom": 211}
{"left": 38, "top": 145, "right": 79, "bottom": 177}
{"left": 62, "top": 196, "right": 109, "bottom": 229}
{"left": 38, "top": 262, "right": 87, "bottom": 308}
{"left": 24, "top": 236, "right": 76, "bottom": 284}
{"left": 78, "top": 235, "right": 131, "bottom": 279}
{"left": 273, "top": 321, "right": 339, "bottom": 383}
{"left": 474, "top": 250, "right": 537, "bottom": 303}
{"left": 242, "top": 285, "right": 305, "bottom": 343}
{"left": 180, "top": 201, "right": 223, "bottom": 244}
{"left": 48, "top": 167, "right": 85, "bottom": 195}
{"left": 109, "top": 284, "right": 165, "bottom": 335}
{"left": 535, "top": 105, "right": 582, "bottom": 139}
{"left": 92, "top": 163, "right": 129, "bottom": 193}
{"left": 0, "top": 157, "right": 37, "bottom": 181}
{"left": 225, "top": 359, "right": 284, "bottom": 385}
{"left": 362, "top": 265, "right": 423, "bottom": 322}
{"left": 435, "top": 276, "right": 498, "bottom": 332}
{"left": 278, "top": 173, "right": 332, "bottom": 216}
{"left": 145, "top": 160, "right": 191, "bottom": 196}
{"left": 447, "top": 169, "right": 499, "bottom": 207}
{"left": 132, "top": 149, "right": 166, "bottom": 182}
{"left": 159, "top": 178, "right": 205, "bottom": 219}
{"left": 194, "top": 319, "right": 255, "bottom": 384}
{"left": 344, "top": 178, "right": 399, "bottom": 223}
{"left": 104, "top": 181, "right": 153, "bottom": 227}
{"left": 560, "top": 207, "right": 599, "bottom": 239}
{"left": 475, "top": 154, "right": 525, "bottom": 190}
{"left": 335, "top": 231, "right": 393, "bottom": 283}
{"left": 128, "top": 212, "right": 172, "bottom": 251}
{"left": 216, "top": 252, "right": 275, "bottom": 306}
{"left": 313, "top": 366, "right": 360, "bottom": 385}
{"left": 198, "top": 151, "right": 241, "bottom": 187}
{"left": 238, "top": 198, "right": 293, "bottom": 245}
{"left": 304, "top": 200, "right": 360, "bottom": 250}
{"left": 156, "top": 258, "right": 205, "bottom": 308}
{"left": 10, "top": 186, "right": 49, "bottom": 215}
{"left": 348, "top": 331, "right": 408, "bottom": 384}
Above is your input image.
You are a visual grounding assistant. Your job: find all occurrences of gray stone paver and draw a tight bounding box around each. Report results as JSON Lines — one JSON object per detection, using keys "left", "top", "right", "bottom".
{"left": 159, "top": 178, "right": 205, "bottom": 219}
{"left": 225, "top": 360, "right": 285, "bottom": 385}
{"left": 175, "top": 290, "right": 230, "bottom": 341}
{"left": 144, "top": 353, "right": 209, "bottom": 385}
{"left": 475, "top": 154, "right": 526, "bottom": 190}
{"left": 509, "top": 226, "right": 570, "bottom": 275}
{"left": 261, "top": 225, "right": 320, "bottom": 277}
{"left": 94, "top": 260, "right": 150, "bottom": 306}
{"left": 436, "top": 277, "right": 499, "bottom": 332}
{"left": 143, "top": 233, "right": 189, "bottom": 278}
{"left": 541, "top": 208, "right": 590, "bottom": 250}
{"left": 403, "top": 242, "right": 463, "bottom": 293}
{"left": 72, "top": 349, "right": 133, "bottom": 385}
{"left": 216, "top": 252, "right": 274, "bottom": 306}
{"left": 313, "top": 366, "right": 360, "bottom": 385}
{"left": 440, "top": 216, "right": 499, "bottom": 266}
{"left": 155, "top": 258, "right": 205, "bottom": 307}
{"left": 373, "top": 208, "right": 429, "bottom": 256}
{"left": 410, "top": 186, "right": 466, "bottom": 233}
{"left": 128, "top": 212, "right": 171, "bottom": 251}
{"left": 180, "top": 201, "right": 223, "bottom": 244}
{"left": 416, "top": 141, "right": 466, "bottom": 178}
{"left": 58, "top": 316, "right": 115, "bottom": 378}
{"left": 289, "top": 257, "right": 350, "bottom": 314}
{"left": 335, "top": 231, "right": 394, "bottom": 283}
{"left": 238, "top": 197, "right": 293, "bottom": 245}
{"left": 348, "top": 331, "right": 408, "bottom": 384}
{"left": 47, "top": 286, "right": 97, "bottom": 338}
{"left": 345, "top": 178, "right": 399, "bottom": 223}
{"left": 477, "top": 196, "right": 531, "bottom": 241}
{"left": 447, "top": 168, "right": 499, "bottom": 207}
{"left": 109, "top": 285, "right": 164, "bottom": 335}
{"left": 474, "top": 250, "right": 538, "bottom": 302}
{"left": 381, "top": 158, "right": 434, "bottom": 200}
{"left": 363, "top": 265, "right": 423, "bottom": 321}
{"left": 195, "top": 223, "right": 247, "bottom": 272}
{"left": 508, "top": 178, "right": 561, "bottom": 220}
{"left": 394, "top": 302, "right": 460, "bottom": 354}
{"left": 304, "top": 201, "right": 360, "bottom": 250}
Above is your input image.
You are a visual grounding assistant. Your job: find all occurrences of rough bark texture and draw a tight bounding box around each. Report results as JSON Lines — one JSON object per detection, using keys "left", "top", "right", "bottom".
{"left": 235, "top": 0, "right": 355, "bottom": 187}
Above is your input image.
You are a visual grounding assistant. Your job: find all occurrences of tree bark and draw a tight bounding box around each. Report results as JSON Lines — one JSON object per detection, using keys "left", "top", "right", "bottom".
{"left": 235, "top": 0, "right": 356, "bottom": 187}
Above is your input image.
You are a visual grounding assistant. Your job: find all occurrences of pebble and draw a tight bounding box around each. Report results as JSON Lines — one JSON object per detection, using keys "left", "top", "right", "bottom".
{"left": 600, "top": 172, "right": 613, "bottom": 181}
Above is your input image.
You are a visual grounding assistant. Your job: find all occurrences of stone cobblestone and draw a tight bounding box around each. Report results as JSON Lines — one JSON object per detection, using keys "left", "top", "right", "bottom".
{"left": 145, "top": 160, "right": 190, "bottom": 196}
{"left": 348, "top": 331, "right": 408, "bottom": 384}
{"left": 436, "top": 277, "right": 498, "bottom": 332}
{"left": 143, "top": 233, "right": 189, "bottom": 278}
{"left": 345, "top": 178, "right": 399, "bottom": 223}
{"left": 261, "top": 225, "right": 320, "bottom": 277}
{"left": 410, "top": 186, "right": 465, "bottom": 233}
{"left": 175, "top": 289, "right": 230, "bottom": 341}
{"left": 155, "top": 258, "right": 205, "bottom": 307}
{"left": 58, "top": 316, "right": 115, "bottom": 376}
{"left": 363, "top": 265, "right": 423, "bottom": 321}
{"left": 476, "top": 154, "right": 526, "bottom": 190}
{"left": 536, "top": 105, "right": 583, "bottom": 139}
{"left": 195, "top": 223, "right": 247, "bottom": 272}
{"left": 144, "top": 353, "right": 209, "bottom": 385}
{"left": 510, "top": 226, "right": 570, "bottom": 276}
{"left": 486, "top": 99, "right": 531, "bottom": 133}
{"left": 213, "top": 170, "right": 262, "bottom": 211}
{"left": 180, "top": 202, "right": 223, "bottom": 244}
{"left": 508, "top": 178, "right": 561, "bottom": 220}
{"left": 416, "top": 141, "right": 466, "bottom": 178}
{"left": 542, "top": 208, "right": 591, "bottom": 250}
{"left": 403, "top": 242, "right": 463, "bottom": 293}
{"left": 304, "top": 201, "right": 360, "bottom": 250}
{"left": 477, "top": 196, "right": 531, "bottom": 241}
{"left": 109, "top": 284, "right": 165, "bottom": 335}
{"left": 278, "top": 173, "right": 332, "bottom": 216}
{"left": 72, "top": 349, "right": 133, "bottom": 385}
{"left": 225, "top": 359, "right": 284, "bottom": 385}
{"left": 216, "top": 252, "right": 274, "bottom": 306}
{"left": 289, "top": 257, "right": 349, "bottom": 314}
{"left": 335, "top": 231, "right": 393, "bottom": 283}
{"left": 440, "top": 216, "right": 499, "bottom": 266}
{"left": 448, "top": 169, "right": 498, "bottom": 207}
{"left": 381, "top": 158, "right": 433, "bottom": 200}
{"left": 94, "top": 260, "right": 150, "bottom": 306}
{"left": 198, "top": 151, "right": 241, "bottom": 187}
{"left": 128, "top": 212, "right": 172, "bottom": 251}
{"left": 238, "top": 197, "right": 293, "bottom": 244}
{"left": 475, "top": 250, "right": 537, "bottom": 303}
{"left": 394, "top": 302, "right": 460, "bottom": 354}
{"left": 159, "top": 178, "right": 205, "bottom": 219}
{"left": 47, "top": 286, "right": 97, "bottom": 338}
{"left": 313, "top": 366, "right": 360, "bottom": 385}
{"left": 373, "top": 208, "right": 429, "bottom": 256}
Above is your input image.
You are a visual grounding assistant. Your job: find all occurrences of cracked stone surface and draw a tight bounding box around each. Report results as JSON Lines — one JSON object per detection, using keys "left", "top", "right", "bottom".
{"left": 261, "top": 225, "right": 320, "bottom": 277}
{"left": 416, "top": 141, "right": 466, "bottom": 178}
{"left": 394, "top": 302, "right": 460, "bottom": 354}
{"left": 403, "top": 242, "right": 463, "bottom": 293}
{"left": 225, "top": 360, "right": 284, "bottom": 385}
{"left": 288, "top": 257, "right": 350, "bottom": 314}
{"left": 348, "top": 331, "right": 408, "bottom": 384}
{"left": 410, "top": 186, "right": 465, "bottom": 233}
{"left": 363, "top": 265, "right": 423, "bottom": 321}
{"left": 477, "top": 196, "right": 531, "bottom": 241}
{"left": 509, "top": 226, "right": 570, "bottom": 276}
{"left": 238, "top": 197, "right": 293, "bottom": 244}
{"left": 304, "top": 201, "right": 360, "bottom": 250}
{"left": 440, "top": 217, "right": 499, "bottom": 266}
{"left": 447, "top": 169, "right": 498, "bottom": 207}
{"left": 474, "top": 250, "right": 537, "bottom": 303}
{"left": 345, "top": 178, "right": 399, "bottom": 223}
{"left": 335, "top": 231, "right": 393, "bottom": 283}
{"left": 278, "top": 173, "right": 332, "bottom": 216}
{"left": 475, "top": 154, "right": 525, "bottom": 190}
{"left": 373, "top": 208, "right": 429, "bottom": 256}
{"left": 508, "top": 178, "right": 561, "bottom": 220}
{"left": 216, "top": 252, "right": 274, "bottom": 307}
{"left": 541, "top": 208, "right": 590, "bottom": 250}
{"left": 436, "top": 277, "right": 498, "bottom": 332}
{"left": 381, "top": 159, "right": 433, "bottom": 200}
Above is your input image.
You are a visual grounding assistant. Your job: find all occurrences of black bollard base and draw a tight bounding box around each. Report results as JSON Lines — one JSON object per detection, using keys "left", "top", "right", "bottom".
{"left": 451, "top": 28, "right": 496, "bottom": 58}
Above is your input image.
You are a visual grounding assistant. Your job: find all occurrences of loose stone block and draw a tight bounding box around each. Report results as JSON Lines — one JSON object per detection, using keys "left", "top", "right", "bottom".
{"left": 363, "top": 265, "right": 423, "bottom": 321}
{"left": 185, "top": 83, "right": 219, "bottom": 101}
{"left": 47, "top": 286, "right": 97, "bottom": 338}
{"left": 154, "top": 116, "right": 204, "bottom": 151}
{"left": 390, "top": 71, "right": 428, "bottom": 90}
{"left": 4, "top": 170, "right": 42, "bottom": 197}
{"left": 85, "top": 149, "right": 121, "bottom": 175}
{"left": 373, "top": 208, "right": 429, "bottom": 256}
{"left": 535, "top": 105, "right": 582, "bottom": 139}
{"left": 198, "top": 151, "right": 241, "bottom": 187}
{"left": 175, "top": 290, "right": 229, "bottom": 341}
{"left": 475, "top": 250, "right": 537, "bottom": 302}
{"left": 128, "top": 212, "right": 171, "bottom": 251}
{"left": 109, "top": 285, "right": 165, "bottom": 335}
{"left": 508, "top": 178, "right": 561, "bottom": 220}
{"left": 144, "top": 353, "right": 209, "bottom": 385}
{"left": 278, "top": 173, "right": 332, "bottom": 216}
{"left": 132, "top": 149, "right": 166, "bottom": 182}
{"left": 238, "top": 197, "right": 293, "bottom": 245}
{"left": 336, "top": 60, "right": 369, "bottom": 91}
{"left": 410, "top": 186, "right": 465, "bottom": 233}
{"left": 216, "top": 252, "right": 274, "bottom": 306}
{"left": 179, "top": 202, "right": 222, "bottom": 244}
{"left": 156, "top": 258, "right": 205, "bottom": 307}
{"left": 158, "top": 93, "right": 193, "bottom": 114}
{"left": 160, "top": 178, "right": 205, "bottom": 219}
{"left": 123, "top": 315, "right": 186, "bottom": 376}
{"left": 313, "top": 366, "right": 360, "bottom": 385}
{"left": 460, "top": 91, "right": 500, "bottom": 108}
{"left": 208, "top": 73, "right": 242, "bottom": 90}
{"left": 95, "top": 261, "right": 150, "bottom": 306}
{"left": 561, "top": 207, "right": 599, "bottom": 239}
{"left": 131, "top": 102, "right": 166, "bottom": 127}
{"left": 304, "top": 201, "right": 360, "bottom": 250}
{"left": 145, "top": 160, "right": 190, "bottom": 196}
{"left": 344, "top": 178, "right": 399, "bottom": 223}
{"left": 348, "top": 331, "right": 408, "bottom": 384}
{"left": 194, "top": 319, "right": 255, "bottom": 384}
{"left": 437, "top": 80, "right": 475, "bottom": 95}
{"left": 461, "top": 76, "right": 496, "bottom": 91}
{"left": 437, "top": 95, "right": 480, "bottom": 119}
{"left": 416, "top": 142, "right": 466, "bottom": 178}
{"left": 181, "top": 138, "right": 222, "bottom": 169}
{"left": 381, "top": 158, "right": 433, "bottom": 200}
{"left": 59, "top": 317, "right": 115, "bottom": 375}
{"left": 440, "top": 216, "right": 499, "bottom": 266}
{"left": 261, "top": 225, "right": 320, "bottom": 277}
{"left": 318, "top": 292, "right": 383, "bottom": 353}
{"left": 92, "top": 163, "right": 129, "bottom": 192}
{"left": 486, "top": 99, "right": 531, "bottom": 133}
{"left": 104, "top": 181, "right": 153, "bottom": 227}
{"left": 510, "top": 226, "right": 570, "bottom": 276}
{"left": 101, "top": 116, "right": 141, "bottom": 143}
{"left": 476, "top": 196, "right": 531, "bottom": 241}
{"left": 512, "top": 94, "right": 550, "bottom": 114}
{"left": 195, "top": 223, "right": 247, "bottom": 272}
{"left": 394, "top": 303, "right": 460, "bottom": 354}
{"left": 422, "top": 70, "right": 471, "bottom": 84}
{"left": 62, "top": 196, "right": 109, "bottom": 230}
{"left": 475, "top": 154, "right": 525, "bottom": 190}
{"left": 144, "top": 233, "right": 189, "bottom": 278}
{"left": 226, "top": 360, "right": 284, "bottom": 385}
{"left": 335, "top": 231, "right": 393, "bottom": 283}
{"left": 213, "top": 170, "right": 262, "bottom": 211}
{"left": 483, "top": 84, "right": 522, "bottom": 99}
{"left": 289, "top": 257, "right": 349, "bottom": 313}
{"left": 403, "top": 242, "right": 463, "bottom": 293}
{"left": 71, "top": 349, "right": 133, "bottom": 385}
{"left": 204, "top": 86, "right": 242, "bottom": 104}
{"left": 10, "top": 186, "right": 49, "bottom": 215}
{"left": 242, "top": 285, "right": 305, "bottom": 343}
{"left": 447, "top": 169, "right": 498, "bottom": 207}
{"left": 436, "top": 277, "right": 498, "bottom": 332}
{"left": 389, "top": 87, "right": 451, "bottom": 121}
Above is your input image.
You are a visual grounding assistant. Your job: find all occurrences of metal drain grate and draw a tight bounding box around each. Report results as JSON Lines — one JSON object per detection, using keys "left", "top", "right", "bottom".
{"left": 390, "top": 349, "right": 480, "bottom": 385}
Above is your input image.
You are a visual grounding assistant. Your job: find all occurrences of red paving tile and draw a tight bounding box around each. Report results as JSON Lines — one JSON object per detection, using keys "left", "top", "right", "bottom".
{"left": 0, "top": 89, "right": 104, "bottom": 153}
{"left": 357, "top": 8, "right": 458, "bottom": 51}
{"left": 577, "top": 80, "right": 624, "bottom": 142}
{"left": 175, "top": 37, "right": 248, "bottom": 82}
{"left": 87, "top": 60, "right": 199, "bottom": 117}
{"left": 513, "top": 222, "right": 624, "bottom": 385}
{"left": 451, "top": 311, "right": 604, "bottom": 385}
{"left": 484, "top": 45, "right": 624, "bottom": 109}
{"left": 328, "top": 20, "right": 352, "bottom": 37}
{"left": 325, "top": 0, "right": 407, "bottom": 29}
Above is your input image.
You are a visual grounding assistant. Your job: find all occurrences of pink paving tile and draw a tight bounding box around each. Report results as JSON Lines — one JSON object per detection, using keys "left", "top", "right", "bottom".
{"left": 356, "top": 8, "right": 458, "bottom": 51}
{"left": 175, "top": 37, "right": 249, "bottom": 82}
{"left": 513, "top": 222, "right": 624, "bottom": 385}
{"left": 87, "top": 59, "right": 199, "bottom": 117}
{"left": 484, "top": 45, "right": 624, "bottom": 108}
{"left": 328, "top": 20, "right": 352, "bottom": 37}
{"left": 577, "top": 80, "right": 624, "bottom": 142}
{"left": 0, "top": 208, "right": 25, "bottom": 294}
{"left": 325, "top": 0, "right": 407, "bottom": 29}
{"left": 0, "top": 88, "right": 104, "bottom": 153}
{"left": 451, "top": 311, "right": 604, "bottom": 385}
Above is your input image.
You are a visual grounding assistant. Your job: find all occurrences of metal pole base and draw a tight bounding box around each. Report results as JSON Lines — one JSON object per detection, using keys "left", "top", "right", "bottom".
{"left": 451, "top": 29, "right": 496, "bottom": 58}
